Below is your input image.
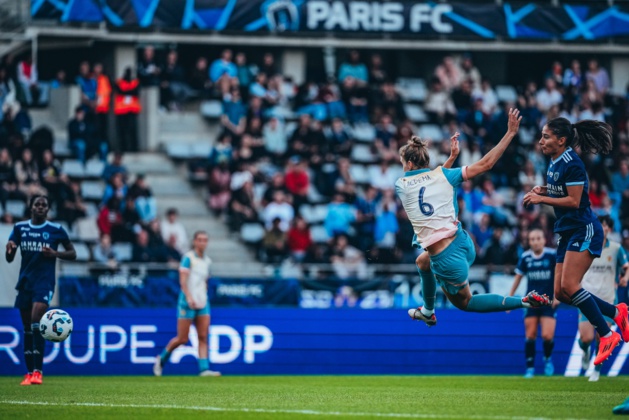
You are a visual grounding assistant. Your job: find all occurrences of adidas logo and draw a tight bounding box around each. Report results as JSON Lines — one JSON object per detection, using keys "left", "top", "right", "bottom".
{"left": 573, "top": 242, "right": 580, "bottom": 247}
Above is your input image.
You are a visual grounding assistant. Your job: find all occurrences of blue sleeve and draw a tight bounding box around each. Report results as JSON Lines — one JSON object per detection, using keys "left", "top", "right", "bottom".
{"left": 58, "top": 226, "right": 69, "bottom": 242}
{"left": 443, "top": 167, "right": 464, "bottom": 187}
{"left": 515, "top": 255, "right": 527, "bottom": 276}
{"left": 564, "top": 162, "right": 587, "bottom": 186}
{"left": 180, "top": 255, "right": 191, "bottom": 270}
{"left": 8, "top": 224, "right": 19, "bottom": 245}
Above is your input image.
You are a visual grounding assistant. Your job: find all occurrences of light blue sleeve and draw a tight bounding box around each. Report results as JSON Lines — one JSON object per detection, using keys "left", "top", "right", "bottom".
{"left": 442, "top": 167, "right": 464, "bottom": 187}
{"left": 617, "top": 247, "right": 628, "bottom": 281}
{"left": 180, "top": 255, "right": 191, "bottom": 270}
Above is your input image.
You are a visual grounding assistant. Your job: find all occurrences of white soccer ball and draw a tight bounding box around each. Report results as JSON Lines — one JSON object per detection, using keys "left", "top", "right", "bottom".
{"left": 40, "top": 309, "right": 73, "bottom": 342}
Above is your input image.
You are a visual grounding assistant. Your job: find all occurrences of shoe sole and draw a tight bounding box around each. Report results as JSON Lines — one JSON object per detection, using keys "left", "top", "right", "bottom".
{"left": 407, "top": 309, "right": 437, "bottom": 327}
{"left": 593, "top": 337, "right": 621, "bottom": 365}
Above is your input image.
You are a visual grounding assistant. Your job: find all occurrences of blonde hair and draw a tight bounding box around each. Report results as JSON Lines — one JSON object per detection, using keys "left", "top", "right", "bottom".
{"left": 399, "top": 136, "right": 430, "bottom": 169}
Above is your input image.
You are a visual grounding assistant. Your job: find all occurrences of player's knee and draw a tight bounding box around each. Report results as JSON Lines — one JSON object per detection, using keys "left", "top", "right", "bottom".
{"left": 197, "top": 334, "right": 208, "bottom": 343}
{"left": 525, "top": 335, "right": 537, "bottom": 340}
{"left": 542, "top": 334, "right": 554, "bottom": 342}
{"left": 415, "top": 255, "right": 430, "bottom": 272}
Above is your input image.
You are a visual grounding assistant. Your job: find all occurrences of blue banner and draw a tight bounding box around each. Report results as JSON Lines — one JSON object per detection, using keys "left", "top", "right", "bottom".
{"left": 31, "top": 1, "right": 629, "bottom": 41}
{"left": 1, "top": 308, "right": 629, "bottom": 376}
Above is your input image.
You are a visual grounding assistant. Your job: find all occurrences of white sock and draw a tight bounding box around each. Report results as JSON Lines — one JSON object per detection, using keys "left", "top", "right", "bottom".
{"left": 615, "top": 309, "right": 619, "bottom": 318}
{"left": 420, "top": 307, "right": 434, "bottom": 317}
{"left": 602, "top": 332, "right": 613, "bottom": 338}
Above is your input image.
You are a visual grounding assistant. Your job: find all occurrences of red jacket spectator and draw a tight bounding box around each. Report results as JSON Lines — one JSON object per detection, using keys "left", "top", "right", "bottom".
{"left": 97, "top": 199, "right": 123, "bottom": 235}
{"left": 287, "top": 217, "right": 312, "bottom": 261}
{"left": 285, "top": 160, "right": 309, "bottom": 196}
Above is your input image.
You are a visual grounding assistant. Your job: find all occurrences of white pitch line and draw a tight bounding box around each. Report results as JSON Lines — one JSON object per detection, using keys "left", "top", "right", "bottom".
{"left": 0, "top": 400, "right": 588, "bottom": 420}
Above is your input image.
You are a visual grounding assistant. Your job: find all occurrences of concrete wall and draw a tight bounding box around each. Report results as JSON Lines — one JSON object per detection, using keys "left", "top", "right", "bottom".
{"left": 138, "top": 87, "right": 159, "bottom": 151}
{"left": 611, "top": 57, "right": 629, "bottom": 95}
{"left": 282, "top": 50, "right": 306, "bottom": 85}
{"left": 49, "top": 85, "right": 80, "bottom": 123}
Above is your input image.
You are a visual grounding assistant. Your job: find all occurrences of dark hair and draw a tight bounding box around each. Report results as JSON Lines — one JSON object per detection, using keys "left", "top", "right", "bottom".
{"left": 193, "top": 230, "right": 208, "bottom": 240}
{"left": 545, "top": 117, "right": 612, "bottom": 155}
{"left": 29, "top": 195, "right": 49, "bottom": 209}
{"left": 598, "top": 214, "right": 614, "bottom": 229}
{"left": 399, "top": 136, "right": 430, "bottom": 169}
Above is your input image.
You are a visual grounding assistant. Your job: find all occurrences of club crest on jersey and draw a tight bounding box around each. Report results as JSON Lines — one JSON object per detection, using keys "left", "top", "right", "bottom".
{"left": 553, "top": 172, "right": 559, "bottom": 181}
{"left": 43, "top": 232, "right": 50, "bottom": 240}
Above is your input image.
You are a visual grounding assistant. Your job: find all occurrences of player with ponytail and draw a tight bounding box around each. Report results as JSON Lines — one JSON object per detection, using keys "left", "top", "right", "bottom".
{"left": 398, "top": 109, "right": 551, "bottom": 329}
{"left": 523, "top": 117, "right": 628, "bottom": 366}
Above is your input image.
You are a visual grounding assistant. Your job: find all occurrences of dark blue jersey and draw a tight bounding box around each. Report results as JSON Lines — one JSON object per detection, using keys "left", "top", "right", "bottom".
{"left": 546, "top": 147, "right": 597, "bottom": 232}
{"left": 9, "top": 220, "right": 69, "bottom": 290}
{"left": 515, "top": 247, "right": 556, "bottom": 298}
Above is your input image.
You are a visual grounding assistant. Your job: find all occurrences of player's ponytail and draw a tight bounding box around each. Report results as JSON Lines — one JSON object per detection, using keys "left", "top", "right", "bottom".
{"left": 399, "top": 135, "right": 430, "bottom": 169}
{"left": 546, "top": 117, "right": 612, "bottom": 155}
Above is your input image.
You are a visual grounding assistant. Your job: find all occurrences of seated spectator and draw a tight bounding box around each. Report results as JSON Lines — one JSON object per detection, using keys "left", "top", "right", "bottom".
{"left": 263, "top": 190, "right": 294, "bottom": 232}
{"left": 17, "top": 56, "right": 48, "bottom": 106}
{"left": 452, "top": 79, "right": 473, "bottom": 122}
{"left": 471, "top": 213, "right": 493, "bottom": 251}
{"left": 369, "top": 161, "right": 398, "bottom": 192}
{"left": 373, "top": 81, "right": 406, "bottom": 123}
{"left": 581, "top": 79, "right": 604, "bottom": 108}
{"left": 545, "top": 61, "right": 564, "bottom": 88}
{"left": 326, "top": 118, "right": 352, "bottom": 157}
{"left": 263, "top": 116, "right": 287, "bottom": 161}
{"left": 324, "top": 193, "right": 356, "bottom": 237}
{"left": 333, "top": 158, "right": 357, "bottom": 200}
{"left": 210, "top": 49, "right": 237, "bottom": 96}
{"left": 434, "top": 56, "right": 462, "bottom": 92}
{"left": 229, "top": 180, "right": 258, "bottom": 231}
{"left": 0, "top": 147, "right": 22, "bottom": 212}
{"left": 137, "top": 46, "right": 161, "bottom": 87}
{"left": 15, "top": 148, "right": 46, "bottom": 199}
{"left": 39, "top": 149, "right": 62, "bottom": 203}
{"left": 50, "top": 69, "right": 67, "bottom": 89}
{"left": 97, "top": 197, "right": 124, "bottom": 239}
{"left": 460, "top": 54, "right": 481, "bottom": 89}
{"left": 132, "top": 228, "right": 161, "bottom": 263}
{"left": 374, "top": 194, "right": 399, "bottom": 263}
{"left": 472, "top": 78, "right": 498, "bottom": 116}
{"left": 57, "top": 176, "right": 86, "bottom": 229}
{"left": 330, "top": 234, "right": 368, "bottom": 280}
{"left": 536, "top": 78, "right": 563, "bottom": 112}
{"left": 102, "top": 151, "right": 127, "bottom": 182}
{"left": 209, "top": 133, "right": 234, "bottom": 167}
{"left": 355, "top": 186, "right": 378, "bottom": 252}
{"left": 579, "top": 101, "right": 606, "bottom": 122}
{"left": 338, "top": 50, "right": 368, "bottom": 84}
{"left": 76, "top": 60, "right": 96, "bottom": 109}
{"left": 160, "top": 50, "right": 193, "bottom": 110}
{"left": 101, "top": 172, "right": 127, "bottom": 208}
{"left": 128, "top": 174, "right": 156, "bottom": 223}
{"left": 374, "top": 114, "right": 398, "bottom": 162}
{"left": 67, "top": 106, "right": 94, "bottom": 165}
{"left": 93, "top": 233, "right": 118, "bottom": 268}
{"left": 368, "top": 53, "right": 387, "bottom": 86}
{"left": 235, "top": 52, "right": 255, "bottom": 90}
{"left": 262, "top": 173, "right": 289, "bottom": 206}
{"left": 249, "top": 73, "right": 272, "bottom": 103}
{"left": 163, "top": 234, "right": 182, "bottom": 265}
{"left": 121, "top": 196, "right": 141, "bottom": 242}
{"left": 285, "top": 157, "right": 309, "bottom": 210}
{"left": 189, "top": 57, "right": 212, "bottom": 99}
{"left": 518, "top": 161, "right": 543, "bottom": 188}
{"left": 463, "top": 97, "right": 490, "bottom": 143}
{"left": 160, "top": 208, "right": 188, "bottom": 255}
{"left": 147, "top": 218, "right": 166, "bottom": 248}
{"left": 480, "top": 179, "right": 507, "bottom": 223}
{"left": 221, "top": 87, "right": 246, "bottom": 138}
{"left": 563, "top": 59, "right": 583, "bottom": 94}
{"left": 287, "top": 216, "right": 312, "bottom": 262}
{"left": 13, "top": 106, "right": 32, "bottom": 139}
{"left": 262, "top": 217, "right": 288, "bottom": 264}
{"left": 612, "top": 160, "right": 629, "bottom": 203}
{"left": 482, "top": 226, "right": 511, "bottom": 267}
{"left": 260, "top": 53, "right": 278, "bottom": 78}
{"left": 0, "top": 66, "right": 19, "bottom": 124}
{"left": 586, "top": 58, "right": 610, "bottom": 95}
{"left": 424, "top": 78, "right": 456, "bottom": 125}
{"left": 341, "top": 76, "right": 368, "bottom": 124}
{"left": 588, "top": 179, "right": 606, "bottom": 211}
{"left": 208, "top": 159, "right": 232, "bottom": 216}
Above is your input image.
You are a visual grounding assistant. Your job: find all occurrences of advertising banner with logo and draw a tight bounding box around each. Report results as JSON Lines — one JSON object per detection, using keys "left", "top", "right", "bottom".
{"left": 1, "top": 308, "right": 628, "bottom": 376}
{"left": 32, "top": 1, "right": 629, "bottom": 41}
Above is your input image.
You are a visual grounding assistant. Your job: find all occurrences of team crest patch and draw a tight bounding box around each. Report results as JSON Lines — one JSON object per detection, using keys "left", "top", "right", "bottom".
{"left": 553, "top": 173, "right": 559, "bottom": 181}
{"left": 180, "top": 309, "right": 186, "bottom": 317}
{"left": 43, "top": 232, "right": 50, "bottom": 240}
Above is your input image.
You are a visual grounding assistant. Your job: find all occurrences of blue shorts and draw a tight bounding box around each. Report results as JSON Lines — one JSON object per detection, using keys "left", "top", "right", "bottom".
{"left": 429, "top": 229, "right": 476, "bottom": 295}
{"left": 524, "top": 306, "right": 556, "bottom": 319}
{"left": 177, "top": 292, "right": 210, "bottom": 319}
{"left": 556, "top": 221, "right": 604, "bottom": 263}
{"left": 14, "top": 283, "right": 54, "bottom": 310}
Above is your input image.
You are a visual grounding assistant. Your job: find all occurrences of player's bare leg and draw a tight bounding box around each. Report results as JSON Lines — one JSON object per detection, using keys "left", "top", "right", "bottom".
{"left": 408, "top": 252, "right": 437, "bottom": 326}
{"left": 196, "top": 315, "right": 220, "bottom": 376}
{"left": 154, "top": 318, "right": 193, "bottom": 376}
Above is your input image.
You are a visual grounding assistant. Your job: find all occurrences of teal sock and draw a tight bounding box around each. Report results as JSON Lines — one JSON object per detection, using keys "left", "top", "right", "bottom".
{"left": 466, "top": 294, "right": 523, "bottom": 313}
{"left": 198, "top": 358, "right": 209, "bottom": 372}
{"left": 419, "top": 268, "right": 437, "bottom": 312}
{"left": 160, "top": 349, "right": 171, "bottom": 366}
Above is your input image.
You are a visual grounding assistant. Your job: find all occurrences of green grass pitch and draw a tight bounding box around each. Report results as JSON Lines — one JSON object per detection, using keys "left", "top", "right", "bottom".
{"left": 0, "top": 376, "right": 627, "bottom": 419}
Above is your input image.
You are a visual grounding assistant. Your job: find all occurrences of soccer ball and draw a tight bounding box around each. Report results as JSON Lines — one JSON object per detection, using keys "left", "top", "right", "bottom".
{"left": 40, "top": 309, "right": 73, "bottom": 342}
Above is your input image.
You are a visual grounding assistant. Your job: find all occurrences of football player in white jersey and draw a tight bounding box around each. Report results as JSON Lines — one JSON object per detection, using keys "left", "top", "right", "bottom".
{"left": 401, "top": 109, "right": 551, "bottom": 327}
{"left": 578, "top": 215, "right": 629, "bottom": 381}
{"left": 153, "top": 231, "right": 221, "bottom": 377}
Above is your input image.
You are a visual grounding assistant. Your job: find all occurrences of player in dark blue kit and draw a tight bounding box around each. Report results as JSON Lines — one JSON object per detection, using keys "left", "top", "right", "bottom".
{"left": 509, "top": 229, "right": 557, "bottom": 378}
{"left": 5, "top": 195, "right": 76, "bottom": 386}
{"left": 523, "top": 118, "right": 629, "bottom": 366}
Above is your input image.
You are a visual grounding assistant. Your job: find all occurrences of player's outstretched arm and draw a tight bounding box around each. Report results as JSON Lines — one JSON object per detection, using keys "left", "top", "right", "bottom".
{"left": 42, "top": 240, "right": 77, "bottom": 260}
{"left": 443, "top": 132, "right": 460, "bottom": 169}
{"left": 465, "top": 108, "right": 521, "bottom": 180}
{"left": 509, "top": 273, "right": 523, "bottom": 297}
{"left": 5, "top": 240, "right": 17, "bottom": 263}
{"left": 523, "top": 184, "right": 581, "bottom": 208}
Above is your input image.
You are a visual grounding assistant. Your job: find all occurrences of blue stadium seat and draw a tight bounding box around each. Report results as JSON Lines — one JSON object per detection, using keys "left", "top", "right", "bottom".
{"left": 200, "top": 100, "right": 223, "bottom": 119}
{"left": 62, "top": 160, "right": 86, "bottom": 178}
{"left": 112, "top": 242, "right": 132, "bottom": 262}
{"left": 496, "top": 85, "right": 518, "bottom": 104}
{"left": 165, "top": 143, "right": 192, "bottom": 159}
{"left": 73, "top": 242, "right": 91, "bottom": 261}
{"left": 240, "top": 223, "right": 265, "bottom": 243}
{"left": 350, "top": 144, "right": 377, "bottom": 163}
{"left": 349, "top": 164, "right": 370, "bottom": 184}
{"left": 76, "top": 218, "right": 100, "bottom": 242}
{"left": 310, "top": 225, "right": 330, "bottom": 243}
{"left": 351, "top": 123, "right": 376, "bottom": 143}
{"left": 404, "top": 104, "right": 428, "bottom": 123}
{"left": 190, "top": 143, "right": 213, "bottom": 158}
{"left": 85, "top": 160, "right": 105, "bottom": 178}
{"left": 80, "top": 181, "right": 105, "bottom": 201}
{"left": 397, "top": 78, "right": 427, "bottom": 102}
{"left": 418, "top": 124, "right": 445, "bottom": 142}
{"left": 6, "top": 200, "right": 25, "bottom": 218}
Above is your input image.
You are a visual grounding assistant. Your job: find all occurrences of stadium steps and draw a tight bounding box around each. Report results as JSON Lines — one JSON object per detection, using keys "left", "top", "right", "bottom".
{"left": 124, "top": 152, "right": 265, "bottom": 277}
{"left": 157, "top": 110, "right": 221, "bottom": 148}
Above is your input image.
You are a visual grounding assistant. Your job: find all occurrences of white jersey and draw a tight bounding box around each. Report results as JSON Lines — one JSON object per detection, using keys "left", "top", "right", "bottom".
{"left": 582, "top": 240, "right": 628, "bottom": 304}
{"left": 179, "top": 250, "right": 212, "bottom": 306}
{"left": 395, "top": 166, "right": 467, "bottom": 248}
